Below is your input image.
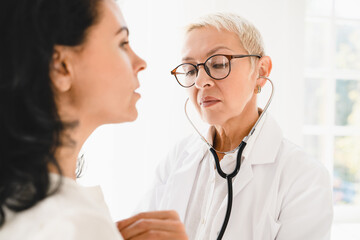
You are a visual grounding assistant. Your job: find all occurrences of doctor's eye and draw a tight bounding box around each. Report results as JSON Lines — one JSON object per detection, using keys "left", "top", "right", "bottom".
{"left": 211, "top": 62, "right": 229, "bottom": 69}
{"left": 186, "top": 69, "right": 197, "bottom": 77}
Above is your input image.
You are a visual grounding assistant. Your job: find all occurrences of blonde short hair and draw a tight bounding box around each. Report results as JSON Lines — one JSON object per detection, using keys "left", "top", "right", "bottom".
{"left": 186, "top": 13, "right": 265, "bottom": 67}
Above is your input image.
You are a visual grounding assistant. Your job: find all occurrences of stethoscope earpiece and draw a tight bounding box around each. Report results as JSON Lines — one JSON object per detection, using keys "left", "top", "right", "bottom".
{"left": 258, "top": 75, "right": 270, "bottom": 80}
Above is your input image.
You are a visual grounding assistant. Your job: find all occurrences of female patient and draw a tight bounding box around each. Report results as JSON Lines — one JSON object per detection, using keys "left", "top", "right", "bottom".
{"left": 0, "top": 0, "right": 186, "bottom": 239}
{"left": 119, "top": 13, "right": 334, "bottom": 240}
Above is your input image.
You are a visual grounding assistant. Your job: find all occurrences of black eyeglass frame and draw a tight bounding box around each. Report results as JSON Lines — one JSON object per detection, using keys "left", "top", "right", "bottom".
{"left": 170, "top": 54, "right": 262, "bottom": 88}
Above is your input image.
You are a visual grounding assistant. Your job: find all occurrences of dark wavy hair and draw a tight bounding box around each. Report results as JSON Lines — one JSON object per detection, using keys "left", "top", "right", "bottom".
{"left": 0, "top": 0, "right": 101, "bottom": 227}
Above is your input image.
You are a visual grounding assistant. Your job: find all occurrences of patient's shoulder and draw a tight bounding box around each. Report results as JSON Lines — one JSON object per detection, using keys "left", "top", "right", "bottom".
{"left": 0, "top": 181, "right": 121, "bottom": 240}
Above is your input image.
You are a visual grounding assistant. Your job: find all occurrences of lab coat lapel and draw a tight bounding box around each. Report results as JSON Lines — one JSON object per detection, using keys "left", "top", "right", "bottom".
{"left": 232, "top": 114, "right": 283, "bottom": 198}
{"left": 164, "top": 142, "right": 207, "bottom": 222}
{"left": 230, "top": 157, "right": 254, "bottom": 201}
{"left": 248, "top": 114, "right": 283, "bottom": 165}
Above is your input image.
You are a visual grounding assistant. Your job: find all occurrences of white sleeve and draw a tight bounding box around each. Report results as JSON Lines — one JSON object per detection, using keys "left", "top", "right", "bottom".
{"left": 134, "top": 134, "right": 197, "bottom": 213}
{"left": 134, "top": 143, "right": 178, "bottom": 213}
{"left": 276, "top": 159, "right": 333, "bottom": 240}
{"left": 134, "top": 133, "right": 196, "bottom": 213}
{"left": 30, "top": 212, "right": 123, "bottom": 240}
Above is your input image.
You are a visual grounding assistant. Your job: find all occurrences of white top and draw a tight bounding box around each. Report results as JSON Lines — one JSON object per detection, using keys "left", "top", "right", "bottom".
{"left": 184, "top": 115, "right": 265, "bottom": 240}
{"left": 0, "top": 174, "right": 123, "bottom": 240}
{"left": 139, "top": 112, "right": 333, "bottom": 240}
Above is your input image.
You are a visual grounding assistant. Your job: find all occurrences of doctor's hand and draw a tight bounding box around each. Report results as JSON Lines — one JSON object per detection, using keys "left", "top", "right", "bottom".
{"left": 116, "top": 210, "right": 188, "bottom": 240}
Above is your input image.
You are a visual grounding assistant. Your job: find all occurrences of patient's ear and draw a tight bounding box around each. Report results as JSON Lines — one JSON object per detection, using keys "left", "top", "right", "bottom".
{"left": 49, "top": 46, "right": 73, "bottom": 93}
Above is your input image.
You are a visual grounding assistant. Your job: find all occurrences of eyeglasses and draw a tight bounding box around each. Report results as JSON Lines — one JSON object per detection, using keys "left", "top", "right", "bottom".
{"left": 170, "top": 54, "right": 261, "bottom": 88}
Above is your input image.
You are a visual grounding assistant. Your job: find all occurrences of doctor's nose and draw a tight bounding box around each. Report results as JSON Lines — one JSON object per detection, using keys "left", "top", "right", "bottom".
{"left": 194, "top": 66, "right": 214, "bottom": 89}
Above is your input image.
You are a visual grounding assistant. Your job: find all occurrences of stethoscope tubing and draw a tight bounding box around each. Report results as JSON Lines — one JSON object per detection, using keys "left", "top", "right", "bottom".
{"left": 210, "top": 141, "right": 247, "bottom": 239}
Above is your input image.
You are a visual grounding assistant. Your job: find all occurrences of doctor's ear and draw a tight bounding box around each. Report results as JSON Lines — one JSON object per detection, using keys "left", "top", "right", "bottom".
{"left": 256, "top": 56, "right": 272, "bottom": 88}
{"left": 49, "top": 46, "right": 73, "bottom": 93}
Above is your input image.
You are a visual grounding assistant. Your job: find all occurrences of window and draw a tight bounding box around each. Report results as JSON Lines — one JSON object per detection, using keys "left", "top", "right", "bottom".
{"left": 304, "top": 0, "right": 360, "bottom": 237}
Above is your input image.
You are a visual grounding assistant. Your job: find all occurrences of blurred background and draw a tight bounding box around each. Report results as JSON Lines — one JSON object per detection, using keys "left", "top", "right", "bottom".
{"left": 77, "top": 0, "right": 360, "bottom": 239}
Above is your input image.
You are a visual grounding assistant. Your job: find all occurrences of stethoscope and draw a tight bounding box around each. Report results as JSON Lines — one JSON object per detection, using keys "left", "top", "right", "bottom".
{"left": 184, "top": 76, "right": 274, "bottom": 240}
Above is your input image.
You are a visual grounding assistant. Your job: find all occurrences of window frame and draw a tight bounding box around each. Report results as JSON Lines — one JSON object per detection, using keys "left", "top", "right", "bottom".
{"left": 304, "top": 0, "right": 360, "bottom": 223}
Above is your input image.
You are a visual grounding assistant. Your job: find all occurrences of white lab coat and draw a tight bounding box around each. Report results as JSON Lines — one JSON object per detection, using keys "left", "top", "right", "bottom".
{"left": 140, "top": 113, "right": 333, "bottom": 240}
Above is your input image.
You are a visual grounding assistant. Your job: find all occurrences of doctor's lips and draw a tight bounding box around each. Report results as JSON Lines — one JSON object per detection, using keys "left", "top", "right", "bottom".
{"left": 200, "top": 96, "right": 221, "bottom": 107}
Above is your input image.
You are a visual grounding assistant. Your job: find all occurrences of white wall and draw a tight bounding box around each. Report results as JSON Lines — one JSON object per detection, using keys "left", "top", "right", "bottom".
{"left": 78, "top": 0, "right": 306, "bottom": 221}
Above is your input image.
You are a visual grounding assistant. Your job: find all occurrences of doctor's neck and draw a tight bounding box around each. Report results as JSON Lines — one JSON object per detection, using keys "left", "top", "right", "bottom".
{"left": 213, "top": 104, "right": 260, "bottom": 155}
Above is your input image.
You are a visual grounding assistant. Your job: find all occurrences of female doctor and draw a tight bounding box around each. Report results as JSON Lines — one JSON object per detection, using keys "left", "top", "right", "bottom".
{"left": 119, "top": 13, "right": 333, "bottom": 240}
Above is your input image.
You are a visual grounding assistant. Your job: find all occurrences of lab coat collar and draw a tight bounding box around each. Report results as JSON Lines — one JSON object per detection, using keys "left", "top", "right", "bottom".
{"left": 246, "top": 113, "right": 283, "bottom": 165}
{"left": 185, "top": 112, "right": 283, "bottom": 165}
{"left": 185, "top": 131, "right": 210, "bottom": 160}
